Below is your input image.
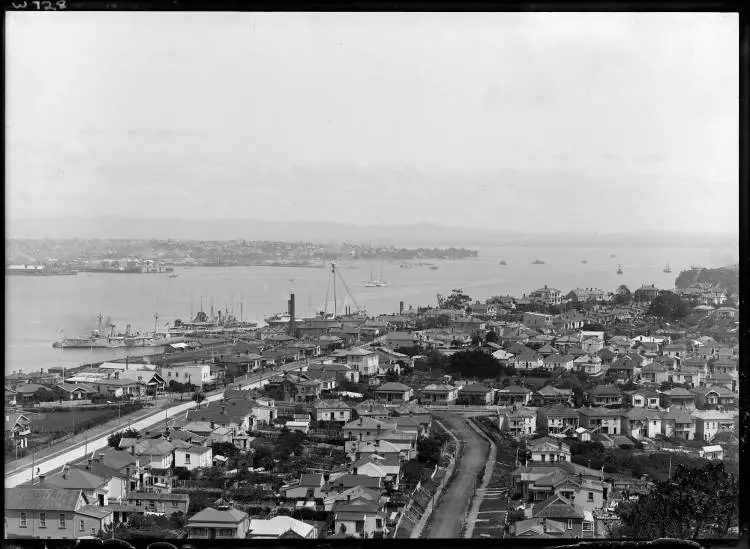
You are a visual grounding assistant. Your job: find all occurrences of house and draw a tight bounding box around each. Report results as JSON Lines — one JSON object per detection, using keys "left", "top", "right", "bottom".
{"left": 710, "top": 357, "right": 739, "bottom": 379}
{"left": 351, "top": 454, "right": 401, "bottom": 488}
{"left": 693, "top": 385, "right": 737, "bottom": 409}
{"left": 543, "top": 354, "right": 575, "bottom": 372}
{"left": 354, "top": 439, "right": 401, "bottom": 461}
{"left": 607, "top": 357, "right": 637, "bottom": 381}
{"left": 457, "top": 384, "right": 494, "bottom": 405}
{"left": 698, "top": 445, "right": 724, "bottom": 460}
{"left": 574, "top": 427, "right": 592, "bottom": 442}
{"left": 123, "top": 491, "right": 190, "bottom": 515}
{"left": 248, "top": 516, "right": 317, "bottom": 539}
{"left": 282, "top": 473, "right": 326, "bottom": 499}
{"left": 374, "top": 382, "right": 414, "bottom": 404}
{"left": 499, "top": 408, "right": 537, "bottom": 437}
{"left": 581, "top": 338, "right": 604, "bottom": 354}
{"left": 174, "top": 445, "right": 213, "bottom": 471}
{"left": 596, "top": 348, "right": 616, "bottom": 366}
{"left": 496, "top": 385, "right": 533, "bottom": 406}
{"left": 31, "top": 466, "right": 113, "bottom": 507}
{"left": 577, "top": 357, "right": 603, "bottom": 376}
{"left": 513, "top": 517, "right": 573, "bottom": 538}
{"left": 528, "top": 437, "right": 571, "bottom": 463}
{"left": 307, "top": 363, "right": 359, "bottom": 384}
{"left": 535, "top": 386, "right": 573, "bottom": 407}
{"left": 340, "top": 348, "right": 379, "bottom": 377}
{"left": 577, "top": 408, "right": 622, "bottom": 436}
{"left": 385, "top": 331, "right": 418, "bottom": 350}
{"left": 660, "top": 387, "right": 696, "bottom": 410}
{"left": 670, "top": 366, "right": 704, "bottom": 389}
{"left": 161, "top": 363, "right": 215, "bottom": 388}
{"left": 622, "top": 408, "right": 662, "bottom": 440}
{"left": 529, "top": 286, "right": 563, "bottom": 306}
{"left": 312, "top": 399, "right": 352, "bottom": 424}
{"left": 629, "top": 389, "right": 660, "bottom": 409}
{"left": 711, "top": 307, "right": 737, "bottom": 320}
{"left": 187, "top": 506, "right": 250, "bottom": 539}
{"left": 634, "top": 284, "right": 660, "bottom": 301}
{"left": 373, "top": 348, "right": 410, "bottom": 374}
{"left": 5, "top": 487, "right": 113, "bottom": 539}
{"left": 566, "top": 288, "right": 608, "bottom": 303}
{"left": 522, "top": 313, "right": 554, "bottom": 329}
{"left": 691, "top": 410, "right": 737, "bottom": 442}
{"left": 531, "top": 494, "right": 590, "bottom": 537}
{"left": 14, "top": 383, "right": 55, "bottom": 403}
{"left": 659, "top": 408, "right": 696, "bottom": 440}
{"left": 641, "top": 362, "right": 670, "bottom": 384}
{"left": 515, "top": 352, "right": 544, "bottom": 370}
{"left": 343, "top": 417, "right": 396, "bottom": 443}
{"left": 420, "top": 383, "right": 459, "bottom": 405}
{"left": 451, "top": 316, "right": 486, "bottom": 332}
{"left": 118, "top": 439, "right": 175, "bottom": 470}
{"left": 538, "top": 406, "right": 579, "bottom": 436}
{"left": 585, "top": 385, "right": 622, "bottom": 407}
{"left": 52, "top": 383, "right": 96, "bottom": 401}
{"left": 5, "top": 412, "right": 32, "bottom": 449}
{"left": 333, "top": 497, "right": 388, "bottom": 538}
{"left": 353, "top": 400, "right": 391, "bottom": 421}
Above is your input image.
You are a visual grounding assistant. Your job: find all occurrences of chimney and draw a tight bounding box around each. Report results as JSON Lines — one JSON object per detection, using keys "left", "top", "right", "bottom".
{"left": 98, "top": 453, "right": 105, "bottom": 463}
{"left": 130, "top": 444, "right": 135, "bottom": 455}
{"left": 359, "top": 418, "right": 363, "bottom": 426}
{"left": 399, "top": 301, "right": 404, "bottom": 314}
{"left": 39, "top": 473, "right": 45, "bottom": 483}
{"left": 62, "top": 467, "right": 69, "bottom": 480}
{"left": 347, "top": 494, "right": 351, "bottom": 502}
{"left": 87, "top": 458, "right": 93, "bottom": 469}
{"left": 126, "top": 466, "right": 131, "bottom": 477}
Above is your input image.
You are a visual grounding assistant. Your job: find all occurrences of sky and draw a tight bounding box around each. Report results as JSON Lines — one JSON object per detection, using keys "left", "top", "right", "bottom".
{"left": 6, "top": 12, "right": 739, "bottom": 235}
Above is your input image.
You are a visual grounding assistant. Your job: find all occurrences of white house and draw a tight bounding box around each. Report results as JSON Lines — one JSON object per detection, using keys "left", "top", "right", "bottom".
{"left": 527, "top": 437, "right": 571, "bottom": 463}
{"left": 174, "top": 445, "right": 213, "bottom": 471}
{"left": 161, "top": 364, "right": 214, "bottom": 387}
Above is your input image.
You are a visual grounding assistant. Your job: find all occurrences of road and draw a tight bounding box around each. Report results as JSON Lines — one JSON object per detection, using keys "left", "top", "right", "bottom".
{"left": 4, "top": 360, "right": 306, "bottom": 488}
{"left": 427, "top": 413, "right": 489, "bottom": 538}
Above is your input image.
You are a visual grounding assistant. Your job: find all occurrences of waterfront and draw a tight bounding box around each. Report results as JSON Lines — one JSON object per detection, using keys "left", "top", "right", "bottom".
{"left": 5, "top": 243, "right": 736, "bottom": 373}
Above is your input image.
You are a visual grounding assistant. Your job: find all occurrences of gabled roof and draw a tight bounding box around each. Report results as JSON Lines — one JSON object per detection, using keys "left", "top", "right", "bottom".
{"left": 343, "top": 417, "right": 396, "bottom": 431}
{"left": 541, "top": 405, "right": 579, "bottom": 417}
{"left": 421, "top": 383, "right": 456, "bottom": 392}
{"left": 459, "top": 383, "right": 492, "bottom": 394}
{"left": 588, "top": 384, "right": 622, "bottom": 396}
{"left": 498, "top": 384, "right": 532, "bottom": 395}
{"left": 6, "top": 487, "right": 83, "bottom": 511}
{"left": 376, "top": 382, "right": 413, "bottom": 392}
{"left": 299, "top": 473, "right": 324, "bottom": 487}
{"left": 249, "top": 516, "right": 315, "bottom": 538}
{"left": 313, "top": 399, "right": 351, "bottom": 410}
{"left": 33, "top": 467, "right": 109, "bottom": 490}
{"left": 188, "top": 506, "right": 248, "bottom": 524}
{"left": 532, "top": 494, "right": 584, "bottom": 520}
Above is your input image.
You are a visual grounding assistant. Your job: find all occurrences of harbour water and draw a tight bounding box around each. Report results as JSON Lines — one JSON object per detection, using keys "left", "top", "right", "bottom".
{"left": 5, "top": 244, "right": 737, "bottom": 373}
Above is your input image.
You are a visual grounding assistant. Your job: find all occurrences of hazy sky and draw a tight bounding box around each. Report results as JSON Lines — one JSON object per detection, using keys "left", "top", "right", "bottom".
{"left": 6, "top": 13, "right": 738, "bottom": 234}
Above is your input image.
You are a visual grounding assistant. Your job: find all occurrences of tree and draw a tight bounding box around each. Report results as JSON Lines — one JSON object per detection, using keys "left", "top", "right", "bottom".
{"left": 485, "top": 330, "right": 498, "bottom": 343}
{"left": 617, "top": 462, "right": 738, "bottom": 539}
{"left": 395, "top": 345, "right": 423, "bottom": 357}
{"left": 107, "top": 428, "right": 140, "bottom": 448}
{"left": 582, "top": 323, "right": 605, "bottom": 332}
{"left": 444, "top": 288, "right": 472, "bottom": 310}
{"left": 648, "top": 292, "right": 692, "bottom": 321}
{"left": 445, "top": 350, "right": 504, "bottom": 379}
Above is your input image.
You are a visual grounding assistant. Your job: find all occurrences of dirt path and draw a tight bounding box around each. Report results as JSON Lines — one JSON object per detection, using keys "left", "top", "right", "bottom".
{"left": 427, "top": 413, "right": 489, "bottom": 538}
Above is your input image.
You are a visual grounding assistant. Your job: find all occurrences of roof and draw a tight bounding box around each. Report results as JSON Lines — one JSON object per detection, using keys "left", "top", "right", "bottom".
{"left": 6, "top": 487, "right": 83, "bottom": 511}
{"left": 15, "top": 383, "right": 54, "bottom": 394}
{"left": 126, "top": 491, "right": 189, "bottom": 501}
{"left": 532, "top": 494, "right": 584, "bottom": 520}
{"left": 299, "top": 473, "right": 324, "bottom": 487}
{"left": 249, "top": 516, "right": 315, "bottom": 538}
{"left": 459, "top": 383, "right": 492, "bottom": 394}
{"left": 541, "top": 405, "right": 579, "bottom": 417}
{"left": 77, "top": 505, "right": 114, "bottom": 519}
{"left": 344, "top": 417, "right": 396, "bottom": 431}
{"left": 498, "top": 384, "right": 533, "bottom": 395}
{"left": 34, "top": 467, "right": 109, "bottom": 490}
{"left": 188, "top": 507, "right": 248, "bottom": 524}
{"left": 588, "top": 384, "right": 622, "bottom": 396}
{"left": 313, "top": 399, "right": 351, "bottom": 410}
{"left": 421, "top": 383, "right": 456, "bottom": 392}
{"left": 376, "top": 382, "right": 413, "bottom": 392}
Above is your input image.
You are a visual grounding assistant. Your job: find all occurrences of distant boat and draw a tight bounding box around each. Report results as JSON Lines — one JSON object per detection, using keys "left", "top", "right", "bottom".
{"left": 532, "top": 260, "right": 545, "bottom": 265}
{"left": 663, "top": 263, "right": 672, "bottom": 274}
{"left": 610, "top": 254, "right": 617, "bottom": 258}
{"left": 428, "top": 266, "right": 439, "bottom": 270}
{"left": 499, "top": 260, "right": 507, "bottom": 266}
{"left": 169, "top": 274, "right": 178, "bottom": 278}
{"left": 617, "top": 264, "right": 623, "bottom": 274}
{"left": 365, "top": 264, "right": 388, "bottom": 287}
{"left": 581, "top": 260, "right": 588, "bottom": 264}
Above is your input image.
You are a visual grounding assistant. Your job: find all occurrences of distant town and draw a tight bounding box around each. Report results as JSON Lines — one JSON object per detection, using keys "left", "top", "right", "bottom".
{"left": 5, "top": 238, "right": 478, "bottom": 274}
{"left": 4, "top": 266, "right": 739, "bottom": 541}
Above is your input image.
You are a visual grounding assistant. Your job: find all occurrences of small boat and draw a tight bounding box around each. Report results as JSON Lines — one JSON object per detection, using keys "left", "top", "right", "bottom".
{"left": 169, "top": 274, "right": 178, "bottom": 278}
{"left": 365, "top": 264, "right": 388, "bottom": 287}
{"left": 499, "top": 260, "right": 507, "bottom": 266}
{"left": 617, "top": 264, "right": 623, "bottom": 274}
{"left": 610, "top": 254, "right": 616, "bottom": 258}
{"left": 663, "top": 263, "right": 672, "bottom": 274}
{"left": 428, "top": 266, "right": 439, "bottom": 270}
{"left": 532, "top": 260, "right": 545, "bottom": 265}
{"left": 581, "top": 260, "right": 588, "bottom": 264}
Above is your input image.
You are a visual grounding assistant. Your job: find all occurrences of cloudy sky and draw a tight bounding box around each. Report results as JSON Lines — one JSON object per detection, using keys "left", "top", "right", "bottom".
{"left": 6, "top": 12, "right": 738, "bottom": 234}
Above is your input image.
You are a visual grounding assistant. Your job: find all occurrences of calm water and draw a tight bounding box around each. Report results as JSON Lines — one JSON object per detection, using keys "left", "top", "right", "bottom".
{"left": 5, "top": 244, "right": 737, "bottom": 373}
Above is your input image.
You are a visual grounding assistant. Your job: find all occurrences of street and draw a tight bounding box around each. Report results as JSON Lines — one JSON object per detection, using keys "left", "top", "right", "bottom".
{"left": 426, "top": 413, "right": 489, "bottom": 538}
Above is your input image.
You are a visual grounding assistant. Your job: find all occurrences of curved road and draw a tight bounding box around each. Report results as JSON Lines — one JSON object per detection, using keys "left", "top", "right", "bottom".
{"left": 427, "top": 413, "right": 489, "bottom": 538}
{"left": 4, "top": 361, "right": 306, "bottom": 488}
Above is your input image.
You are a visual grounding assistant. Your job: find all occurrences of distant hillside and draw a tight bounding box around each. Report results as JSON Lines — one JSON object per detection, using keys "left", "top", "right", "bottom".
{"left": 674, "top": 266, "right": 739, "bottom": 294}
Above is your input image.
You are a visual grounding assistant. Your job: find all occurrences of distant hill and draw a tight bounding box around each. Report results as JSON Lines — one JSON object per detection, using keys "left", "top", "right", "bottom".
{"left": 674, "top": 266, "right": 739, "bottom": 294}
{"left": 6, "top": 216, "right": 738, "bottom": 249}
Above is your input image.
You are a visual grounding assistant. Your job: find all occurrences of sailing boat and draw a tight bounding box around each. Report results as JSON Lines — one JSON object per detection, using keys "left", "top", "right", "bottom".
{"left": 365, "top": 263, "right": 387, "bottom": 287}
{"left": 663, "top": 263, "right": 672, "bottom": 273}
{"left": 617, "top": 264, "right": 623, "bottom": 275}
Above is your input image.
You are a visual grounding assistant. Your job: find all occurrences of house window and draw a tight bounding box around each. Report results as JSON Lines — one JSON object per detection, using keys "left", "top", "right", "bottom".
{"left": 172, "top": 501, "right": 179, "bottom": 507}
{"left": 80, "top": 520, "right": 85, "bottom": 531}
{"left": 588, "top": 492, "right": 594, "bottom": 502}
{"left": 135, "top": 500, "right": 142, "bottom": 506}
{"left": 185, "top": 454, "right": 191, "bottom": 464}
{"left": 567, "top": 519, "right": 573, "bottom": 530}
{"left": 39, "top": 513, "right": 46, "bottom": 528}
{"left": 59, "top": 514, "right": 66, "bottom": 528}
{"left": 20, "top": 513, "right": 27, "bottom": 528}
{"left": 376, "top": 518, "right": 383, "bottom": 528}
{"left": 583, "top": 522, "right": 593, "bottom": 531}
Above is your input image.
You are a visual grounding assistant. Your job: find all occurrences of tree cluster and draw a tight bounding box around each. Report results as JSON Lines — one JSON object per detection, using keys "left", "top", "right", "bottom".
{"left": 617, "top": 462, "right": 738, "bottom": 539}
{"left": 445, "top": 349, "right": 506, "bottom": 379}
{"left": 647, "top": 291, "right": 692, "bottom": 321}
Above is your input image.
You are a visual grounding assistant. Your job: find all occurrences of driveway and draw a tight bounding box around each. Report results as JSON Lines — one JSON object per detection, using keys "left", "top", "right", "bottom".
{"left": 427, "top": 413, "right": 489, "bottom": 538}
